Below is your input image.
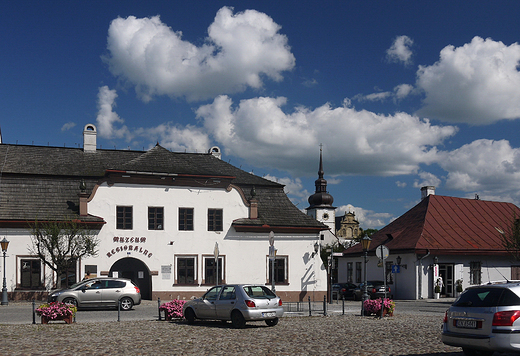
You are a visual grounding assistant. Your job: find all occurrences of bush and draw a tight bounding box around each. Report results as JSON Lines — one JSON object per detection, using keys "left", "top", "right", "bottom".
{"left": 159, "top": 299, "right": 186, "bottom": 319}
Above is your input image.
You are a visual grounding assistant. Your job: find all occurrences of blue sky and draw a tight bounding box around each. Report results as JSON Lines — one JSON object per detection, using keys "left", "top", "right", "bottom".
{"left": 3, "top": 1, "right": 520, "bottom": 229}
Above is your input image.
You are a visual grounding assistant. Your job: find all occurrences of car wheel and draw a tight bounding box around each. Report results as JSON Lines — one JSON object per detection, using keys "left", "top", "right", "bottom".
{"left": 184, "top": 308, "right": 196, "bottom": 324}
{"left": 462, "top": 348, "right": 494, "bottom": 356}
{"left": 265, "top": 318, "right": 278, "bottom": 327}
{"left": 119, "top": 297, "right": 133, "bottom": 311}
{"left": 62, "top": 297, "right": 78, "bottom": 307}
{"left": 231, "top": 310, "right": 246, "bottom": 329}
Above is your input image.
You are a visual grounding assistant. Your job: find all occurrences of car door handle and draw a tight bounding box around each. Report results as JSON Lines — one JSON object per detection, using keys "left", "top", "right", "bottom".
{"left": 96, "top": 291, "right": 100, "bottom": 294}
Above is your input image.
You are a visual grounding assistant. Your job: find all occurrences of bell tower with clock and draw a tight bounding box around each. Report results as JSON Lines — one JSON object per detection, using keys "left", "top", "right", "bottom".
{"left": 306, "top": 145, "right": 337, "bottom": 245}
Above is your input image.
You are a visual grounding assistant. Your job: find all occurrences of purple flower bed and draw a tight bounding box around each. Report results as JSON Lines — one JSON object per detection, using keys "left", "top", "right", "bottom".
{"left": 159, "top": 299, "right": 186, "bottom": 319}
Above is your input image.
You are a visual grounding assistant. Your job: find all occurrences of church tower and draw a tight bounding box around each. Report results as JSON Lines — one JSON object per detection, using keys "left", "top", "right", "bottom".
{"left": 306, "top": 146, "right": 337, "bottom": 245}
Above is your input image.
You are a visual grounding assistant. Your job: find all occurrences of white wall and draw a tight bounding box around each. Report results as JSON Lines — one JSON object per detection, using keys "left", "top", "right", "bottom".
{"left": 338, "top": 253, "right": 516, "bottom": 300}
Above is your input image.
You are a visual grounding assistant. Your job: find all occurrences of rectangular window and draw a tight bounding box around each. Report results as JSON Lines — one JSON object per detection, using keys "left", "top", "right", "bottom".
{"left": 470, "top": 261, "right": 481, "bottom": 285}
{"left": 204, "top": 256, "right": 224, "bottom": 285}
{"left": 208, "top": 209, "right": 223, "bottom": 231}
{"left": 347, "top": 262, "right": 353, "bottom": 283}
{"left": 268, "top": 256, "right": 288, "bottom": 284}
{"left": 179, "top": 208, "right": 194, "bottom": 231}
{"left": 148, "top": 207, "right": 164, "bottom": 230}
{"left": 20, "top": 259, "right": 42, "bottom": 289}
{"left": 356, "top": 262, "right": 362, "bottom": 283}
{"left": 177, "top": 257, "right": 196, "bottom": 284}
{"left": 116, "top": 206, "right": 132, "bottom": 230}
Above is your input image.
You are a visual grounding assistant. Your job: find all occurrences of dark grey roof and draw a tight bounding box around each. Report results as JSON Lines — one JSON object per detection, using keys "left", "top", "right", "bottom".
{"left": 0, "top": 143, "right": 325, "bottom": 230}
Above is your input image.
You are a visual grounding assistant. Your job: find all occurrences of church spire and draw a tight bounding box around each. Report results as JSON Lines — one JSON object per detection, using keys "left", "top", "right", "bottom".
{"left": 308, "top": 144, "right": 334, "bottom": 208}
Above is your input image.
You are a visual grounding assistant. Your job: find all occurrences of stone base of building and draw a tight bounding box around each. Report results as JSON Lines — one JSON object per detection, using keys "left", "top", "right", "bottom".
{"left": 8, "top": 291, "right": 48, "bottom": 302}
{"left": 152, "top": 290, "right": 327, "bottom": 303}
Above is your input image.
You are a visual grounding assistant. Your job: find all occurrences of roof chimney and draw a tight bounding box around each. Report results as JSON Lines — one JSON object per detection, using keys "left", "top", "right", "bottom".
{"left": 83, "top": 124, "right": 97, "bottom": 152}
{"left": 209, "top": 146, "right": 221, "bottom": 159}
{"left": 421, "top": 186, "right": 435, "bottom": 200}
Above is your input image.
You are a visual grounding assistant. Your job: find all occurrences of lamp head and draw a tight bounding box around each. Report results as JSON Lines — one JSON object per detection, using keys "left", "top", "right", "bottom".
{"left": 0, "top": 237, "right": 9, "bottom": 252}
{"left": 361, "top": 235, "right": 371, "bottom": 251}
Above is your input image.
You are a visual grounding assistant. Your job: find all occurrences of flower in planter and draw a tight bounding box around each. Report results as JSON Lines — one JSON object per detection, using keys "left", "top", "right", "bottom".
{"left": 363, "top": 298, "right": 395, "bottom": 315}
{"left": 36, "top": 301, "right": 77, "bottom": 320}
{"left": 159, "top": 299, "right": 186, "bottom": 320}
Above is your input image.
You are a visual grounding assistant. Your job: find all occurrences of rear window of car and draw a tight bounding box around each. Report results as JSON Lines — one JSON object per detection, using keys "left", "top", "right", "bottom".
{"left": 454, "top": 287, "right": 520, "bottom": 307}
{"left": 107, "top": 280, "right": 126, "bottom": 288}
{"left": 243, "top": 286, "right": 276, "bottom": 299}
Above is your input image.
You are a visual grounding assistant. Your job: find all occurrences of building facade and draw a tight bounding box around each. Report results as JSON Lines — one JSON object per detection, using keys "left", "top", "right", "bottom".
{"left": 0, "top": 124, "right": 328, "bottom": 302}
{"left": 338, "top": 187, "right": 520, "bottom": 300}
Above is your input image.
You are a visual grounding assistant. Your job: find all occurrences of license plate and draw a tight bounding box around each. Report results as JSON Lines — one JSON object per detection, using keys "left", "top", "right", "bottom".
{"left": 262, "top": 312, "right": 275, "bottom": 317}
{"left": 456, "top": 319, "right": 477, "bottom": 329}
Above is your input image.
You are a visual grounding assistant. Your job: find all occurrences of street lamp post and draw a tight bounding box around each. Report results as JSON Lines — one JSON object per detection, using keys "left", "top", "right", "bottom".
{"left": 361, "top": 235, "right": 371, "bottom": 316}
{"left": 1, "top": 237, "right": 9, "bottom": 306}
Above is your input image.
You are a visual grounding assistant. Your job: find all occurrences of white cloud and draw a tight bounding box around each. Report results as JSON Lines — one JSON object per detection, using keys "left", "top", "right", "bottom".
{"left": 439, "top": 139, "right": 520, "bottom": 197}
{"left": 386, "top": 35, "right": 414, "bottom": 65}
{"left": 263, "top": 174, "right": 311, "bottom": 208}
{"left": 413, "top": 171, "right": 442, "bottom": 188}
{"left": 104, "top": 7, "right": 295, "bottom": 102}
{"left": 416, "top": 36, "right": 520, "bottom": 124}
{"left": 96, "top": 86, "right": 211, "bottom": 152}
{"left": 196, "top": 95, "right": 458, "bottom": 177}
{"left": 394, "top": 84, "right": 414, "bottom": 99}
{"left": 337, "top": 204, "right": 393, "bottom": 229}
{"left": 61, "top": 122, "right": 76, "bottom": 132}
{"left": 395, "top": 181, "right": 407, "bottom": 188}
{"left": 354, "top": 84, "right": 416, "bottom": 102}
{"left": 96, "top": 86, "right": 130, "bottom": 139}
{"left": 135, "top": 123, "right": 211, "bottom": 153}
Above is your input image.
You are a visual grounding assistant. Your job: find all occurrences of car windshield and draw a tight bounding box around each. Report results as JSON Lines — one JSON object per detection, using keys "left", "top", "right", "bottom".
{"left": 243, "top": 286, "right": 276, "bottom": 299}
{"left": 454, "top": 287, "right": 520, "bottom": 307}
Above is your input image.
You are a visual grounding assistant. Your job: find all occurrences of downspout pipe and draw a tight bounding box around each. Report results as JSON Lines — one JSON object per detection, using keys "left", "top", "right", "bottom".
{"left": 418, "top": 249, "right": 430, "bottom": 299}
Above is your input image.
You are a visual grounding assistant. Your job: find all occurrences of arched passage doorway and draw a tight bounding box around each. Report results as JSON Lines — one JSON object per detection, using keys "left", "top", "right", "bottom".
{"left": 109, "top": 257, "right": 152, "bottom": 300}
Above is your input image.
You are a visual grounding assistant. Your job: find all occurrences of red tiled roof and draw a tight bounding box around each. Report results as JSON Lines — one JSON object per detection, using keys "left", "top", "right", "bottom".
{"left": 343, "top": 195, "right": 520, "bottom": 257}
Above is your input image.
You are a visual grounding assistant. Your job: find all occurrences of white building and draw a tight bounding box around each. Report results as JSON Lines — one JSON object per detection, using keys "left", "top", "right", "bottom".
{"left": 338, "top": 187, "right": 520, "bottom": 300}
{"left": 0, "top": 124, "right": 328, "bottom": 302}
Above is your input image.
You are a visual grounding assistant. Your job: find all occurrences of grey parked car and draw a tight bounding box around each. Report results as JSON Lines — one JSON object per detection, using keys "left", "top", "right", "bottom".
{"left": 48, "top": 277, "right": 141, "bottom": 311}
{"left": 442, "top": 282, "right": 520, "bottom": 355}
{"left": 183, "top": 284, "right": 284, "bottom": 328}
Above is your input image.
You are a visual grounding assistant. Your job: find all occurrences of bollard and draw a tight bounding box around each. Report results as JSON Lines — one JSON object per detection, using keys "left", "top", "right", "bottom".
{"left": 308, "top": 296, "right": 311, "bottom": 316}
{"left": 323, "top": 295, "right": 327, "bottom": 316}
{"left": 117, "top": 299, "right": 121, "bottom": 322}
{"left": 158, "top": 297, "right": 162, "bottom": 321}
{"left": 32, "top": 300, "right": 36, "bottom": 324}
{"left": 342, "top": 296, "right": 345, "bottom": 315}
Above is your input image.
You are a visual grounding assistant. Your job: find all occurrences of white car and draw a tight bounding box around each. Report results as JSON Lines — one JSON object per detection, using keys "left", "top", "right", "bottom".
{"left": 183, "top": 284, "right": 283, "bottom": 328}
{"left": 48, "top": 277, "right": 141, "bottom": 311}
{"left": 442, "top": 282, "right": 520, "bottom": 355}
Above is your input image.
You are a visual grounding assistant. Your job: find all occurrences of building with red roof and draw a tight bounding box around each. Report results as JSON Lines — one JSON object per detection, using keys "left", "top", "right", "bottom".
{"left": 339, "top": 187, "right": 520, "bottom": 300}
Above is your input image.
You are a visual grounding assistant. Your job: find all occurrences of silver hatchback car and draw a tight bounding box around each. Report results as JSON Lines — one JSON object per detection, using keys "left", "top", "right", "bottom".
{"left": 48, "top": 277, "right": 141, "bottom": 311}
{"left": 183, "top": 284, "right": 283, "bottom": 328}
{"left": 442, "top": 282, "right": 520, "bottom": 355}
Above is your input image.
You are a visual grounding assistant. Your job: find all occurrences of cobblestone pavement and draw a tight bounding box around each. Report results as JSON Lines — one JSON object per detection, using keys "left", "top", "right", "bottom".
{"left": 0, "top": 313, "right": 467, "bottom": 356}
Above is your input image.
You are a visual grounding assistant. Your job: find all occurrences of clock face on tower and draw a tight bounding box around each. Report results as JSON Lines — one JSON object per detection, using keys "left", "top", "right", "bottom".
{"left": 322, "top": 213, "right": 329, "bottom": 221}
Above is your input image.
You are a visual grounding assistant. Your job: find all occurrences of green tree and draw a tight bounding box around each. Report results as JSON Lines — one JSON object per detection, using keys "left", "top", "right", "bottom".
{"left": 30, "top": 219, "right": 99, "bottom": 289}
